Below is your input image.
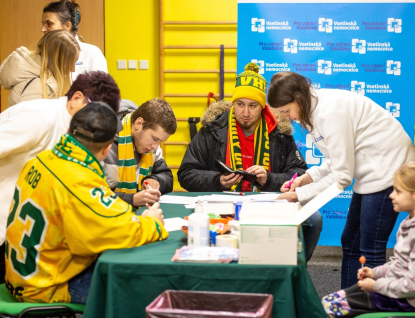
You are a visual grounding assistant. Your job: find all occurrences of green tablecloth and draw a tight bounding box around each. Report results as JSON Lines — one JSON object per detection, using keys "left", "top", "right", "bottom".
{"left": 83, "top": 193, "right": 326, "bottom": 318}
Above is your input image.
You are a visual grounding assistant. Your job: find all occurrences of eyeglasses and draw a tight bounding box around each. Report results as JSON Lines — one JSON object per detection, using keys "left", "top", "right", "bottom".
{"left": 86, "top": 97, "right": 92, "bottom": 103}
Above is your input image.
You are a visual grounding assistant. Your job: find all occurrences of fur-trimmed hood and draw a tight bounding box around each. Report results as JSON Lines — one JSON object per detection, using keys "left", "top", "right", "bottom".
{"left": 201, "top": 100, "right": 293, "bottom": 135}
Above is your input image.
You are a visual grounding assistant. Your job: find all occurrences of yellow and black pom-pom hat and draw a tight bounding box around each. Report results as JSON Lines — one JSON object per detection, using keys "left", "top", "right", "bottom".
{"left": 231, "top": 62, "right": 267, "bottom": 108}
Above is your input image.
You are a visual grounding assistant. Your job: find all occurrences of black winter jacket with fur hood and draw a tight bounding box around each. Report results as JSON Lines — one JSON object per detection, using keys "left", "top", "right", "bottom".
{"left": 177, "top": 102, "right": 308, "bottom": 192}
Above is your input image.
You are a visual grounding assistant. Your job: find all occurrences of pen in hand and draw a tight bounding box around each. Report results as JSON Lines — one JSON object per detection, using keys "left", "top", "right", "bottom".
{"left": 144, "top": 181, "right": 153, "bottom": 189}
{"left": 285, "top": 173, "right": 298, "bottom": 189}
{"left": 144, "top": 182, "right": 153, "bottom": 209}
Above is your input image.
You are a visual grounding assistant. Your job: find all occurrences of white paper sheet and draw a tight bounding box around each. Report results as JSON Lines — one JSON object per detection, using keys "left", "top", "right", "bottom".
{"left": 163, "top": 217, "right": 188, "bottom": 232}
{"left": 199, "top": 194, "right": 251, "bottom": 202}
{"left": 201, "top": 193, "right": 285, "bottom": 202}
{"left": 159, "top": 195, "right": 196, "bottom": 205}
{"left": 248, "top": 194, "right": 285, "bottom": 201}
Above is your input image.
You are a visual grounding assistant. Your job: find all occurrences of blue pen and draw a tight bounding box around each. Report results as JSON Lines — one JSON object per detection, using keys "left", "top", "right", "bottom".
{"left": 285, "top": 173, "right": 298, "bottom": 189}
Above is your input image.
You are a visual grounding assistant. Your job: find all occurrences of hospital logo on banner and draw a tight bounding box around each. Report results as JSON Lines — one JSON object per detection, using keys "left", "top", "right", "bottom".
{"left": 388, "top": 18, "right": 402, "bottom": 33}
{"left": 386, "top": 102, "right": 400, "bottom": 117}
{"left": 352, "top": 39, "right": 366, "bottom": 54}
{"left": 351, "top": 81, "right": 365, "bottom": 95}
{"left": 251, "top": 17, "right": 291, "bottom": 32}
{"left": 251, "top": 18, "right": 265, "bottom": 33}
{"left": 319, "top": 17, "right": 359, "bottom": 32}
{"left": 284, "top": 39, "right": 298, "bottom": 53}
{"left": 386, "top": 60, "right": 401, "bottom": 75}
{"left": 305, "top": 134, "right": 326, "bottom": 165}
{"left": 318, "top": 60, "right": 332, "bottom": 75}
{"left": 318, "top": 60, "right": 358, "bottom": 74}
{"left": 318, "top": 18, "right": 332, "bottom": 33}
{"left": 251, "top": 59, "right": 290, "bottom": 74}
{"left": 352, "top": 39, "right": 393, "bottom": 53}
{"left": 351, "top": 80, "right": 392, "bottom": 94}
{"left": 284, "top": 38, "right": 323, "bottom": 53}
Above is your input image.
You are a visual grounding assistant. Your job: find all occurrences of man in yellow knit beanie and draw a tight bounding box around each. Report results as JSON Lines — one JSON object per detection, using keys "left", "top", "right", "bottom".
{"left": 179, "top": 62, "right": 308, "bottom": 192}
{"left": 178, "top": 63, "right": 323, "bottom": 261}
{"left": 232, "top": 62, "right": 267, "bottom": 108}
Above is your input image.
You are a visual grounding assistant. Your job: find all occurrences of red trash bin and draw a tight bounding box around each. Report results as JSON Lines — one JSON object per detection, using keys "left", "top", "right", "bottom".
{"left": 146, "top": 290, "right": 273, "bottom": 318}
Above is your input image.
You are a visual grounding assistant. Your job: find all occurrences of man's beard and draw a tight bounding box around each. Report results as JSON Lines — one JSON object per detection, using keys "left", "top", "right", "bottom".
{"left": 237, "top": 119, "right": 255, "bottom": 131}
{"left": 131, "top": 129, "right": 143, "bottom": 153}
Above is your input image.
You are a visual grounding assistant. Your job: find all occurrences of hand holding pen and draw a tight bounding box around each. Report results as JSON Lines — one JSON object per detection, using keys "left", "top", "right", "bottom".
{"left": 285, "top": 173, "right": 297, "bottom": 189}
{"left": 142, "top": 202, "right": 164, "bottom": 225}
{"left": 144, "top": 180, "right": 160, "bottom": 190}
{"left": 132, "top": 181, "right": 161, "bottom": 207}
{"left": 144, "top": 181, "right": 153, "bottom": 190}
{"left": 280, "top": 173, "right": 313, "bottom": 193}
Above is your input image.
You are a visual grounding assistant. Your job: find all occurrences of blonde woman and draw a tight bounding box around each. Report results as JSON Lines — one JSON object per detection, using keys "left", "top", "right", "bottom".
{"left": 0, "top": 29, "right": 80, "bottom": 107}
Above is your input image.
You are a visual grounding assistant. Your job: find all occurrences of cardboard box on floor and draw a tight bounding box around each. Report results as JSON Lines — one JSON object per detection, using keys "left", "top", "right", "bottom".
{"left": 239, "top": 182, "right": 343, "bottom": 265}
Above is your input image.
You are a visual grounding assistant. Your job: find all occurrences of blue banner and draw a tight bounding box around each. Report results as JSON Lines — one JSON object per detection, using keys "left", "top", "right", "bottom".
{"left": 237, "top": 1, "right": 415, "bottom": 246}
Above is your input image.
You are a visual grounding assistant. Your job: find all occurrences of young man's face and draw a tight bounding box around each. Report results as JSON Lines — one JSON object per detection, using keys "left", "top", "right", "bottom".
{"left": 132, "top": 120, "right": 171, "bottom": 154}
{"left": 233, "top": 98, "right": 263, "bottom": 132}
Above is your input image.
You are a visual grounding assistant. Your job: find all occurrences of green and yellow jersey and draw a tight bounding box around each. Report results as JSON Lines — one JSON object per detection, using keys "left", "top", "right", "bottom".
{"left": 5, "top": 135, "right": 168, "bottom": 303}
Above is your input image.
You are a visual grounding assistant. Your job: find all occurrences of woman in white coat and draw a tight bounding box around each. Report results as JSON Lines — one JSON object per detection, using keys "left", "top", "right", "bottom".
{"left": 267, "top": 71, "right": 415, "bottom": 289}
{"left": 41, "top": 0, "right": 108, "bottom": 80}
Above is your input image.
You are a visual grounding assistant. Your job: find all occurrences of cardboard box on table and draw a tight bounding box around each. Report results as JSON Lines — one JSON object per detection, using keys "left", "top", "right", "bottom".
{"left": 238, "top": 183, "right": 343, "bottom": 265}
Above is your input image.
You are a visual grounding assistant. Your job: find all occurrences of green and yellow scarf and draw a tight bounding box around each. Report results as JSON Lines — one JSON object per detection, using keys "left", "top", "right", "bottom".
{"left": 52, "top": 134, "right": 106, "bottom": 179}
{"left": 226, "top": 106, "right": 270, "bottom": 192}
{"left": 115, "top": 113, "right": 154, "bottom": 194}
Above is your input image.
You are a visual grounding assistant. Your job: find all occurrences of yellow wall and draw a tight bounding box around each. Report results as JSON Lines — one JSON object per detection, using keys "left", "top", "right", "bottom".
{"left": 104, "top": 1, "right": 160, "bottom": 104}
{"left": 105, "top": 0, "right": 237, "bottom": 191}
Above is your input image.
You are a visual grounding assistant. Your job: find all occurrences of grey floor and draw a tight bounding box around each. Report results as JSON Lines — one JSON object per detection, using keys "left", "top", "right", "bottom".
{"left": 308, "top": 246, "right": 394, "bottom": 299}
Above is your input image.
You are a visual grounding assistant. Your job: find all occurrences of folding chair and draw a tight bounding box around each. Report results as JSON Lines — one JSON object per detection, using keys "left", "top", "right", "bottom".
{"left": 0, "top": 284, "right": 84, "bottom": 318}
{"left": 355, "top": 313, "right": 415, "bottom": 318}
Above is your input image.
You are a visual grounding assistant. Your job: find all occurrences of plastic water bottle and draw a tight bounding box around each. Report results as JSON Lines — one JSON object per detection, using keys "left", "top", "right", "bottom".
{"left": 187, "top": 200, "right": 210, "bottom": 247}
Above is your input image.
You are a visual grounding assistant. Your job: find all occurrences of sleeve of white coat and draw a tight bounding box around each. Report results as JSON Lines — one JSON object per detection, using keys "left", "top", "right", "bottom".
{"left": 89, "top": 46, "right": 108, "bottom": 73}
{"left": 296, "top": 111, "right": 355, "bottom": 204}
{"left": 306, "top": 159, "right": 332, "bottom": 182}
{"left": 0, "top": 107, "right": 49, "bottom": 158}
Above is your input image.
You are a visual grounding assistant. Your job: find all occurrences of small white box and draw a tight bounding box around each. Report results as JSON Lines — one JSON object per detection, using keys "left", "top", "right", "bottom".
{"left": 117, "top": 60, "right": 127, "bottom": 70}
{"left": 139, "top": 60, "right": 149, "bottom": 70}
{"left": 203, "top": 202, "right": 235, "bottom": 216}
{"left": 128, "top": 60, "right": 137, "bottom": 70}
{"left": 239, "top": 183, "right": 342, "bottom": 265}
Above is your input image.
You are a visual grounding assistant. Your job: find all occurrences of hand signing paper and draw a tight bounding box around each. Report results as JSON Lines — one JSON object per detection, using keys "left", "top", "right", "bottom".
{"left": 141, "top": 202, "right": 164, "bottom": 225}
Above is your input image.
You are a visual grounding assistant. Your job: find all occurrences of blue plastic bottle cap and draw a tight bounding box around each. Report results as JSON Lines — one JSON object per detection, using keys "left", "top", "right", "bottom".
{"left": 210, "top": 230, "right": 217, "bottom": 245}
{"left": 234, "top": 202, "right": 242, "bottom": 221}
